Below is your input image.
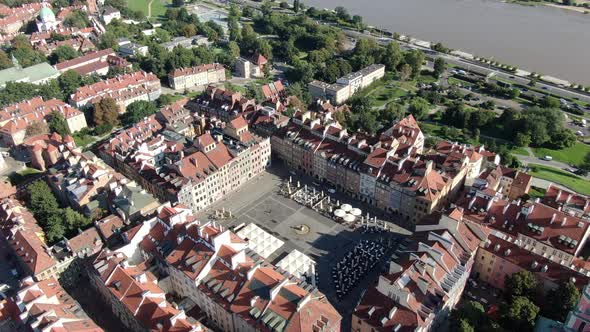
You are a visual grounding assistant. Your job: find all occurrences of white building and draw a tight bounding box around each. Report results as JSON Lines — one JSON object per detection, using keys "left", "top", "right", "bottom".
{"left": 167, "top": 63, "right": 226, "bottom": 91}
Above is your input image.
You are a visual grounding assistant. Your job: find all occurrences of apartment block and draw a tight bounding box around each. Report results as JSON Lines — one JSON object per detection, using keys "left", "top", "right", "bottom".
{"left": 308, "top": 64, "right": 385, "bottom": 104}
{"left": 70, "top": 71, "right": 161, "bottom": 112}
{"left": 458, "top": 190, "right": 590, "bottom": 266}
{"left": 353, "top": 213, "right": 489, "bottom": 331}
{"left": 168, "top": 63, "right": 226, "bottom": 91}
{"left": 543, "top": 184, "right": 590, "bottom": 220}
{"left": 0, "top": 97, "right": 87, "bottom": 146}
{"left": 54, "top": 48, "right": 115, "bottom": 75}
{"left": 112, "top": 204, "right": 341, "bottom": 332}
{"left": 473, "top": 233, "right": 590, "bottom": 293}
{"left": 475, "top": 164, "right": 532, "bottom": 200}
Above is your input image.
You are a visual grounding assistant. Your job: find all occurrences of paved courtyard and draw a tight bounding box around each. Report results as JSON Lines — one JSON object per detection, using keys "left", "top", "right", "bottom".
{"left": 198, "top": 165, "right": 412, "bottom": 326}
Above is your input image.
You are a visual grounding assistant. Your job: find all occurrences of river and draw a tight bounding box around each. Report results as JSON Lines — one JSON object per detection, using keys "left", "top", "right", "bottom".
{"left": 303, "top": 0, "right": 590, "bottom": 85}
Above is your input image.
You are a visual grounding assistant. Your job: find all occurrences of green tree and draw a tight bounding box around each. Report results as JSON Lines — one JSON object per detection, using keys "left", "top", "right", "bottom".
{"left": 545, "top": 281, "right": 580, "bottom": 322}
{"left": 27, "top": 181, "right": 60, "bottom": 226}
{"left": 63, "top": 9, "right": 90, "bottom": 28}
{"left": 540, "top": 95, "right": 560, "bottom": 109}
{"left": 293, "top": 0, "right": 300, "bottom": 12}
{"left": 63, "top": 207, "right": 91, "bottom": 232}
{"left": 93, "top": 97, "right": 120, "bottom": 127}
{"left": 173, "top": 0, "right": 184, "bottom": 7}
{"left": 48, "top": 111, "right": 71, "bottom": 136}
{"left": 404, "top": 49, "right": 425, "bottom": 79}
{"left": 0, "top": 50, "right": 12, "bottom": 70}
{"left": 399, "top": 64, "right": 412, "bottom": 81}
{"left": 579, "top": 153, "right": 590, "bottom": 176}
{"left": 515, "top": 132, "right": 532, "bottom": 147}
{"left": 246, "top": 83, "right": 265, "bottom": 103}
{"left": 58, "top": 70, "right": 83, "bottom": 97}
{"left": 505, "top": 270, "right": 538, "bottom": 301}
{"left": 501, "top": 296, "right": 540, "bottom": 332}
{"left": 382, "top": 41, "right": 403, "bottom": 72}
{"left": 121, "top": 100, "right": 158, "bottom": 125}
{"left": 9, "top": 35, "right": 45, "bottom": 67}
{"left": 433, "top": 58, "right": 446, "bottom": 78}
{"left": 49, "top": 45, "right": 79, "bottom": 64}
{"left": 408, "top": 97, "right": 430, "bottom": 119}
{"left": 45, "top": 219, "right": 66, "bottom": 243}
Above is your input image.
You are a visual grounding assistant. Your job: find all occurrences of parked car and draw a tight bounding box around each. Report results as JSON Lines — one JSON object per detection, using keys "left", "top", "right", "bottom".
{"left": 328, "top": 188, "right": 336, "bottom": 194}
{"left": 542, "top": 155, "right": 553, "bottom": 161}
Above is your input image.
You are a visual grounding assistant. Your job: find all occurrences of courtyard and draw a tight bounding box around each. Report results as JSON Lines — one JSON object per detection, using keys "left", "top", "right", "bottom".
{"left": 197, "top": 165, "right": 412, "bottom": 323}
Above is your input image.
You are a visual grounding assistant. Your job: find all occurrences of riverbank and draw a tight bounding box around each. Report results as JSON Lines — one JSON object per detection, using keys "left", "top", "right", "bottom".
{"left": 506, "top": 0, "right": 590, "bottom": 13}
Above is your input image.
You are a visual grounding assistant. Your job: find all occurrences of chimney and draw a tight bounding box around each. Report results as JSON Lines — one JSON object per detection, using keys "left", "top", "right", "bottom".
{"left": 425, "top": 160, "right": 434, "bottom": 175}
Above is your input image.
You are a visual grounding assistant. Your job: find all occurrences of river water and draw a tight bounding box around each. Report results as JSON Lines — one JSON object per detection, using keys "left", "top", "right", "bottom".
{"left": 304, "top": 0, "right": 590, "bottom": 85}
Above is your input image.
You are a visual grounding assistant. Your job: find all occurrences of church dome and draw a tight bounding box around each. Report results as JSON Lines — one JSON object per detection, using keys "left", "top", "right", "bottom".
{"left": 39, "top": 6, "right": 56, "bottom": 23}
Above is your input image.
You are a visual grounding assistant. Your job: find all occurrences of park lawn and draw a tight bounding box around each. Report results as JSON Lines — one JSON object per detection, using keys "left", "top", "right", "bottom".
{"left": 528, "top": 164, "right": 590, "bottom": 196}
{"left": 371, "top": 85, "right": 408, "bottom": 108}
{"left": 127, "top": 0, "right": 169, "bottom": 18}
{"left": 511, "top": 146, "right": 530, "bottom": 156}
{"left": 532, "top": 142, "right": 590, "bottom": 166}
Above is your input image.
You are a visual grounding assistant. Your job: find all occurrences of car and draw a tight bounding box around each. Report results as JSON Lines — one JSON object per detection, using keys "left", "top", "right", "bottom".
{"left": 566, "top": 167, "right": 579, "bottom": 173}
{"left": 312, "top": 181, "right": 321, "bottom": 187}
{"left": 289, "top": 170, "right": 296, "bottom": 176}
{"left": 542, "top": 86, "right": 548, "bottom": 90}
{"left": 542, "top": 155, "right": 553, "bottom": 161}
{"left": 328, "top": 188, "right": 336, "bottom": 194}
{"left": 509, "top": 75, "right": 515, "bottom": 79}
{"left": 10, "top": 269, "right": 18, "bottom": 277}
{"left": 576, "top": 131, "right": 584, "bottom": 136}
{"left": 480, "top": 298, "right": 489, "bottom": 304}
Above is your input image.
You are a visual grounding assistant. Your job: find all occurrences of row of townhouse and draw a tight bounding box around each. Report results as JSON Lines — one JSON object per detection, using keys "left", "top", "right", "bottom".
{"left": 55, "top": 48, "right": 130, "bottom": 76}
{"left": 353, "top": 212, "right": 490, "bottom": 331}
{"left": 0, "top": 197, "right": 104, "bottom": 282}
{"left": 190, "top": 85, "right": 257, "bottom": 122}
{"left": 90, "top": 250, "right": 208, "bottom": 332}
{"left": 70, "top": 71, "right": 161, "bottom": 112}
{"left": 99, "top": 114, "right": 271, "bottom": 214}
{"left": 0, "top": 97, "right": 87, "bottom": 146}
{"left": 308, "top": 64, "right": 386, "bottom": 105}
{"left": 271, "top": 114, "right": 497, "bottom": 222}
{"left": 168, "top": 63, "right": 226, "bottom": 91}
{"left": 0, "top": 276, "right": 103, "bottom": 331}
{"left": 102, "top": 203, "right": 341, "bottom": 332}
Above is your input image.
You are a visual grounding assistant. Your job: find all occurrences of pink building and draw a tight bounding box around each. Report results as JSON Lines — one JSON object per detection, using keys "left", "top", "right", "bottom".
{"left": 563, "top": 284, "right": 590, "bottom": 331}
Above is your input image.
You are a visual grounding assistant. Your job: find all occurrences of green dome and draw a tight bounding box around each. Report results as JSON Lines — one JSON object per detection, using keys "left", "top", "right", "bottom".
{"left": 39, "top": 6, "right": 55, "bottom": 23}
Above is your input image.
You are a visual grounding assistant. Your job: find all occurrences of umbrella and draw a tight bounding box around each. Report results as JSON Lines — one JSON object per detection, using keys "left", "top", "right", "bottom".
{"left": 341, "top": 204, "right": 352, "bottom": 212}
{"left": 343, "top": 214, "right": 355, "bottom": 222}
{"left": 334, "top": 209, "right": 346, "bottom": 218}
{"left": 351, "top": 208, "right": 362, "bottom": 216}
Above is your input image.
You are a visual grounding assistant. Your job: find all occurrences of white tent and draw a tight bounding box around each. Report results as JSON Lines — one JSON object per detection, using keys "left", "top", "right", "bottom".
{"left": 341, "top": 204, "right": 352, "bottom": 212}
{"left": 343, "top": 214, "right": 355, "bottom": 222}
{"left": 334, "top": 209, "right": 346, "bottom": 218}
{"left": 350, "top": 208, "right": 362, "bottom": 216}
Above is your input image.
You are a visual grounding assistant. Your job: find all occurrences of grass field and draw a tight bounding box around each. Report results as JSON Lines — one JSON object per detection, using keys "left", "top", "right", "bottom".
{"left": 127, "top": 0, "right": 169, "bottom": 18}
{"left": 532, "top": 142, "right": 590, "bottom": 166}
{"left": 528, "top": 164, "right": 590, "bottom": 196}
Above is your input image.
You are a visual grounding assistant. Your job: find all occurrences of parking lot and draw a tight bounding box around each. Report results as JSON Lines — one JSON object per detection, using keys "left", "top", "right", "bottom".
{"left": 198, "top": 165, "right": 412, "bottom": 327}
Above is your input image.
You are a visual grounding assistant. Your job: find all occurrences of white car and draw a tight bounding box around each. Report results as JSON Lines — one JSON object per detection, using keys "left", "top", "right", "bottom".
{"left": 543, "top": 155, "right": 553, "bottom": 161}
{"left": 328, "top": 188, "right": 336, "bottom": 194}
